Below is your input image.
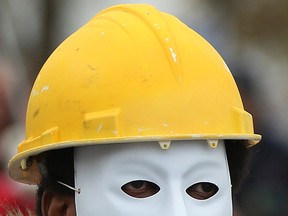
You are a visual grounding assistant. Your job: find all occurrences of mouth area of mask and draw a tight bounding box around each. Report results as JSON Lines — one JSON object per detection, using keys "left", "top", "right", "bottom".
{"left": 74, "top": 140, "right": 232, "bottom": 216}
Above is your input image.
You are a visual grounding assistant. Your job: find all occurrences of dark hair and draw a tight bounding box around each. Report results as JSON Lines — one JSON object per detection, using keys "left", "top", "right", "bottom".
{"left": 35, "top": 140, "right": 252, "bottom": 215}
{"left": 225, "top": 140, "right": 252, "bottom": 194}
{"left": 36, "top": 148, "right": 75, "bottom": 216}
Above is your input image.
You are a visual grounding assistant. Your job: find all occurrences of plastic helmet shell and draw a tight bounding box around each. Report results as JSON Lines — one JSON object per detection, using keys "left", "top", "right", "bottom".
{"left": 9, "top": 4, "right": 261, "bottom": 184}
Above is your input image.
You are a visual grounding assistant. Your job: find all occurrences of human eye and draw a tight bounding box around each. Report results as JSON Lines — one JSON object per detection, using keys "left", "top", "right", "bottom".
{"left": 186, "top": 182, "right": 219, "bottom": 200}
{"left": 121, "top": 180, "right": 160, "bottom": 198}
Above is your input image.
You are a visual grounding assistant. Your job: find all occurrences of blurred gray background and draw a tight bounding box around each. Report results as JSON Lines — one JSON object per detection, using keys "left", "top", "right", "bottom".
{"left": 1, "top": 0, "right": 288, "bottom": 215}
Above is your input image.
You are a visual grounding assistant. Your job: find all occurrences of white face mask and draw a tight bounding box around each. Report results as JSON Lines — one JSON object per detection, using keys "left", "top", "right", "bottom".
{"left": 74, "top": 140, "right": 232, "bottom": 216}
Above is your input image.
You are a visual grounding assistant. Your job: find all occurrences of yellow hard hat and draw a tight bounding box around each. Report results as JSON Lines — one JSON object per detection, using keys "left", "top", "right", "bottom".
{"left": 9, "top": 4, "right": 261, "bottom": 184}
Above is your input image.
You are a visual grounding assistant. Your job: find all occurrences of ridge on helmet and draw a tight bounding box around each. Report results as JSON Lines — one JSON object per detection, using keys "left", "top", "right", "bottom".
{"left": 8, "top": 4, "right": 261, "bottom": 184}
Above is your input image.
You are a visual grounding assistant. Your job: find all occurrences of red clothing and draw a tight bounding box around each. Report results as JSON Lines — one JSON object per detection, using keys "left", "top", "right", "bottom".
{"left": 0, "top": 172, "right": 35, "bottom": 215}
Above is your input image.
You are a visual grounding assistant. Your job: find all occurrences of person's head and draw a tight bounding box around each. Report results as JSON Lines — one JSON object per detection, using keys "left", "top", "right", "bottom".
{"left": 8, "top": 4, "right": 261, "bottom": 216}
{"left": 0, "top": 71, "right": 13, "bottom": 135}
{"left": 0, "top": 69, "right": 14, "bottom": 170}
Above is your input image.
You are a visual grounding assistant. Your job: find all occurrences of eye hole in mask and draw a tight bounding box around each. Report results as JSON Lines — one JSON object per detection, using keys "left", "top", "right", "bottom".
{"left": 186, "top": 182, "right": 219, "bottom": 200}
{"left": 121, "top": 180, "right": 160, "bottom": 198}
